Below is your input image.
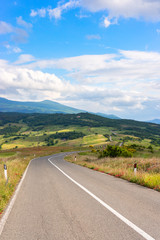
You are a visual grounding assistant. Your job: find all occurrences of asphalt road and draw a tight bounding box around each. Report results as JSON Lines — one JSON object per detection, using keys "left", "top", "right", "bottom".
{"left": 0, "top": 152, "right": 160, "bottom": 240}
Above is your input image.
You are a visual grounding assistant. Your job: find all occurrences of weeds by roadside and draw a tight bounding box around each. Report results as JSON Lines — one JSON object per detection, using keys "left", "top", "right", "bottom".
{"left": 0, "top": 156, "right": 30, "bottom": 215}
{"left": 65, "top": 153, "right": 160, "bottom": 192}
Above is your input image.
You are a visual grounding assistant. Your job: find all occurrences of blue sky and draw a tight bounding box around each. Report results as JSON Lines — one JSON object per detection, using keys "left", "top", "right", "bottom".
{"left": 0, "top": 0, "right": 160, "bottom": 120}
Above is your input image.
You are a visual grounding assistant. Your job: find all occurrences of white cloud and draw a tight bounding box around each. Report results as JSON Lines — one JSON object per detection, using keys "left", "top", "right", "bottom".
{"left": 75, "top": 12, "right": 90, "bottom": 19}
{"left": 80, "top": 0, "right": 160, "bottom": 22}
{"left": 22, "top": 50, "right": 160, "bottom": 103}
{"left": 30, "top": 8, "right": 46, "bottom": 18}
{"left": 13, "top": 47, "right": 22, "bottom": 53}
{"left": 0, "top": 21, "right": 29, "bottom": 43}
{"left": 49, "top": 0, "right": 79, "bottom": 19}
{"left": 103, "top": 17, "right": 111, "bottom": 28}
{"left": 30, "top": 0, "right": 79, "bottom": 20}
{"left": 48, "top": 7, "right": 62, "bottom": 20}
{"left": 28, "top": 0, "right": 160, "bottom": 28}
{"left": 30, "top": 0, "right": 160, "bottom": 23}
{"left": 0, "top": 59, "right": 146, "bottom": 115}
{"left": 156, "top": 29, "right": 160, "bottom": 34}
{"left": 0, "top": 60, "right": 75, "bottom": 101}
{"left": 4, "top": 44, "right": 22, "bottom": 53}
{"left": 30, "top": 9, "right": 38, "bottom": 17}
{"left": 5, "top": 44, "right": 11, "bottom": 49}
{"left": 0, "top": 21, "right": 14, "bottom": 34}
{"left": 12, "top": 28, "right": 28, "bottom": 43}
{"left": 2, "top": 49, "right": 160, "bottom": 120}
{"left": 14, "top": 54, "right": 35, "bottom": 64}
{"left": 16, "top": 16, "right": 32, "bottom": 28}
{"left": 86, "top": 34, "right": 101, "bottom": 40}
{"left": 24, "top": 50, "right": 160, "bottom": 89}
{"left": 38, "top": 8, "right": 47, "bottom": 17}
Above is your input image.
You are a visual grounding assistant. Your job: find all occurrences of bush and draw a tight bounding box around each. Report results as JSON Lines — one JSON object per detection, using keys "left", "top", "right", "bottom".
{"left": 99, "top": 145, "right": 133, "bottom": 158}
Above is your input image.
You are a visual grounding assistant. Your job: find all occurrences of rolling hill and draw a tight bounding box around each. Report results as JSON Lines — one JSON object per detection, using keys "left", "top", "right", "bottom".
{"left": 0, "top": 112, "right": 160, "bottom": 150}
{"left": 0, "top": 97, "right": 120, "bottom": 119}
{"left": 0, "top": 97, "right": 83, "bottom": 114}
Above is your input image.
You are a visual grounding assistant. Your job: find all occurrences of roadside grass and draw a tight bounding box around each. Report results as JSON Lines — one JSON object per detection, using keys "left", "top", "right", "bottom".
{"left": 0, "top": 145, "right": 87, "bottom": 217}
{"left": 0, "top": 152, "right": 16, "bottom": 157}
{"left": 65, "top": 153, "right": 160, "bottom": 192}
{"left": 0, "top": 156, "right": 30, "bottom": 215}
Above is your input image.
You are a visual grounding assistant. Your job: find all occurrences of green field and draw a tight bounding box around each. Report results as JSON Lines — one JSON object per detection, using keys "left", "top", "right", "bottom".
{"left": 0, "top": 124, "right": 112, "bottom": 150}
{"left": 0, "top": 120, "right": 160, "bottom": 152}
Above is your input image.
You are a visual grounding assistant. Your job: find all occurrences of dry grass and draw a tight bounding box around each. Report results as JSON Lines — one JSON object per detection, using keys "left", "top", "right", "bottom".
{"left": 66, "top": 153, "right": 160, "bottom": 191}
{"left": 0, "top": 155, "right": 30, "bottom": 215}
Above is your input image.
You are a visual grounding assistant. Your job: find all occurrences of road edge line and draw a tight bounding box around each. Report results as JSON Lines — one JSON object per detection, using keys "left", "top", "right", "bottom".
{"left": 0, "top": 158, "right": 36, "bottom": 236}
{"left": 48, "top": 157, "right": 155, "bottom": 240}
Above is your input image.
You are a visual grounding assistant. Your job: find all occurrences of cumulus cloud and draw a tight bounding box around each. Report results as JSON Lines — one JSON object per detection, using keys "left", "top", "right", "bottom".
{"left": 30, "top": 0, "right": 160, "bottom": 25}
{"left": 0, "top": 57, "right": 152, "bottom": 118}
{"left": 80, "top": 0, "right": 160, "bottom": 21}
{"left": 18, "top": 49, "right": 160, "bottom": 117}
{"left": 24, "top": 50, "right": 160, "bottom": 90}
{"left": 1, "top": 48, "right": 160, "bottom": 119}
{"left": 0, "top": 60, "right": 71, "bottom": 101}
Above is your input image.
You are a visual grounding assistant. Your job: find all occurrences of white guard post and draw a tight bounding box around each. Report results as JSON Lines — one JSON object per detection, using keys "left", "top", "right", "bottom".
{"left": 4, "top": 164, "right": 8, "bottom": 181}
{"left": 134, "top": 163, "right": 137, "bottom": 176}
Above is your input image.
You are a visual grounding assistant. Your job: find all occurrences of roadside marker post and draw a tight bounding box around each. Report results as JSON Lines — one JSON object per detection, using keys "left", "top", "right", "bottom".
{"left": 4, "top": 164, "right": 8, "bottom": 184}
{"left": 134, "top": 163, "right": 137, "bottom": 176}
{"left": 75, "top": 156, "right": 76, "bottom": 161}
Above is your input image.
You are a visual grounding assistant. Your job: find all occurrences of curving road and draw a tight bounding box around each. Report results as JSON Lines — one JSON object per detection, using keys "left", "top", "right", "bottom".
{"left": 0, "top": 152, "right": 160, "bottom": 240}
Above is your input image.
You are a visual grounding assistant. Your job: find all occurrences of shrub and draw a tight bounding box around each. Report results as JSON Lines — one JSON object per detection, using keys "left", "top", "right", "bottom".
{"left": 99, "top": 145, "right": 133, "bottom": 158}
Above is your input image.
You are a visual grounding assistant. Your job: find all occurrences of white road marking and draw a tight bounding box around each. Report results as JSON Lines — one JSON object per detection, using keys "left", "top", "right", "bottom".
{"left": 0, "top": 158, "right": 35, "bottom": 236}
{"left": 48, "top": 157, "right": 155, "bottom": 240}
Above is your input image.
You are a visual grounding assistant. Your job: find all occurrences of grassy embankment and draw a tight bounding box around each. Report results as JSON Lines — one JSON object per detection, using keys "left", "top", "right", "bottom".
{"left": 65, "top": 151, "right": 160, "bottom": 191}
{"left": 0, "top": 145, "right": 84, "bottom": 216}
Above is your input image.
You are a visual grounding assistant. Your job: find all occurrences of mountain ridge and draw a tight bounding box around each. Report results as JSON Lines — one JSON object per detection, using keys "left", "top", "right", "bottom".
{"left": 0, "top": 97, "right": 120, "bottom": 119}
{"left": 147, "top": 119, "right": 160, "bottom": 124}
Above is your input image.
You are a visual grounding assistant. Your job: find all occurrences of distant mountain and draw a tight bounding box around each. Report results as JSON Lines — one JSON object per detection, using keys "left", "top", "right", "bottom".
{"left": 147, "top": 119, "right": 160, "bottom": 124}
{"left": 95, "top": 112, "right": 120, "bottom": 119}
{"left": 0, "top": 97, "right": 121, "bottom": 119}
{"left": 0, "top": 97, "right": 83, "bottom": 114}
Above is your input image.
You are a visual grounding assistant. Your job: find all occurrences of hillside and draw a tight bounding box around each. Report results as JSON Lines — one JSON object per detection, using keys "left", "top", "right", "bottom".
{"left": 0, "top": 112, "right": 160, "bottom": 150}
{"left": 0, "top": 98, "right": 120, "bottom": 119}
{"left": 94, "top": 112, "right": 120, "bottom": 119}
{"left": 0, "top": 97, "right": 83, "bottom": 114}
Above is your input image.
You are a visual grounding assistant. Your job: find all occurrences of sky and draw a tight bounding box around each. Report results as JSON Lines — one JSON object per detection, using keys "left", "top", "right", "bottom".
{"left": 0, "top": 0, "right": 160, "bottom": 121}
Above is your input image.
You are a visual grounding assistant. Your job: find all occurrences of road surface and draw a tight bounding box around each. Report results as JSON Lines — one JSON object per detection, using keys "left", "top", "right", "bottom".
{"left": 0, "top": 152, "right": 160, "bottom": 240}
